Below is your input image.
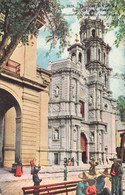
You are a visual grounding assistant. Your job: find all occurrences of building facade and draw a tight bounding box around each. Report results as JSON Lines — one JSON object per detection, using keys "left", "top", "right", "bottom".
{"left": 48, "top": 15, "right": 117, "bottom": 165}
{"left": 0, "top": 36, "right": 51, "bottom": 167}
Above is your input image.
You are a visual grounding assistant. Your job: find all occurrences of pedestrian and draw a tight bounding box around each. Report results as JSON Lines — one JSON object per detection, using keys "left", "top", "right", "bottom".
{"left": 76, "top": 172, "right": 89, "bottom": 195}
{"left": 30, "top": 159, "right": 36, "bottom": 174}
{"left": 32, "top": 167, "right": 42, "bottom": 195}
{"left": 15, "top": 159, "right": 23, "bottom": 177}
{"left": 68, "top": 158, "right": 71, "bottom": 166}
{"left": 71, "top": 157, "right": 74, "bottom": 166}
{"left": 0, "top": 188, "right": 2, "bottom": 195}
{"left": 117, "top": 159, "right": 124, "bottom": 195}
{"left": 89, "top": 159, "right": 98, "bottom": 176}
{"left": 64, "top": 157, "right": 67, "bottom": 165}
{"left": 86, "top": 178, "right": 97, "bottom": 195}
{"left": 96, "top": 168, "right": 111, "bottom": 195}
{"left": 106, "top": 156, "right": 109, "bottom": 164}
{"left": 110, "top": 157, "right": 123, "bottom": 195}
{"left": 64, "top": 163, "right": 68, "bottom": 181}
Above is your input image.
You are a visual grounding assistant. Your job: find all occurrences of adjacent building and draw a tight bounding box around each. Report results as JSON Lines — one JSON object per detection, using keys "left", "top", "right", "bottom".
{"left": 48, "top": 15, "right": 117, "bottom": 165}
{"left": 0, "top": 36, "right": 51, "bottom": 167}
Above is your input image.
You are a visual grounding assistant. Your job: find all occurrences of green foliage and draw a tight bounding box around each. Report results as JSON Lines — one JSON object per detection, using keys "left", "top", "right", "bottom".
{"left": 0, "top": 0, "right": 70, "bottom": 66}
{"left": 75, "top": 0, "right": 125, "bottom": 48}
{"left": 117, "top": 95, "right": 125, "bottom": 121}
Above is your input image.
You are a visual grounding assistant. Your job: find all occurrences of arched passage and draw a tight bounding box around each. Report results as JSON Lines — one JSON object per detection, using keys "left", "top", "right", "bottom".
{"left": 0, "top": 89, "right": 21, "bottom": 167}
{"left": 81, "top": 133, "right": 87, "bottom": 163}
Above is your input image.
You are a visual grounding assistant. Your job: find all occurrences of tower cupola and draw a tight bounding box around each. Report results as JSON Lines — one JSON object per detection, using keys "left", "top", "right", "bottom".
{"left": 68, "top": 34, "right": 85, "bottom": 65}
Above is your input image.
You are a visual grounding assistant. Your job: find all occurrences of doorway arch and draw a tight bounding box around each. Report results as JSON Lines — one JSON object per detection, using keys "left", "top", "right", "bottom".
{"left": 81, "top": 133, "right": 87, "bottom": 163}
{"left": 0, "top": 89, "right": 21, "bottom": 167}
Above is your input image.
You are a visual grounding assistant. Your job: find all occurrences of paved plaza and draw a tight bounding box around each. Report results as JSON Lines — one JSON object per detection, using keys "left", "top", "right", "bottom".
{"left": 0, "top": 164, "right": 125, "bottom": 195}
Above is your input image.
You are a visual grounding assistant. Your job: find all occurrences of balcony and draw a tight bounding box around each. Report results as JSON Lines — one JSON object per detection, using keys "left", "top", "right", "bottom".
{"left": 4, "top": 59, "right": 20, "bottom": 75}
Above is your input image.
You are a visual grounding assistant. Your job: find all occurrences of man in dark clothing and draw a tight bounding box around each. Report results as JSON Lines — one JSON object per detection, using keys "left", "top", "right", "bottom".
{"left": 33, "top": 167, "right": 42, "bottom": 186}
{"left": 110, "top": 158, "right": 124, "bottom": 195}
{"left": 32, "top": 167, "right": 42, "bottom": 195}
{"left": 117, "top": 159, "right": 124, "bottom": 195}
{"left": 96, "top": 168, "right": 111, "bottom": 195}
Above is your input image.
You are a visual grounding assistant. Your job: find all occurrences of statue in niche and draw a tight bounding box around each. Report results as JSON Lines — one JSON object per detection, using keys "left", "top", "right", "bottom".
{"left": 97, "top": 95, "right": 100, "bottom": 108}
{"left": 89, "top": 131, "right": 94, "bottom": 142}
{"left": 89, "top": 95, "right": 93, "bottom": 106}
{"left": 73, "top": 129, "right": 77, "bottom": 141}
{"left": 53, "top": 129, "right": 59, "bottom": 140}
{"left": 55, "top": 86, "right": 59, "bottom": 97}
{"left": 72, "top": 85, "right": 76, "bottom": 98}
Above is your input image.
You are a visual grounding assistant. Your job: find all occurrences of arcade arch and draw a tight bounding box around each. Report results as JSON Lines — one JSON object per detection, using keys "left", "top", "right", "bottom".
{"left": 0, "top": 89, "right": 21, "bottom": 167}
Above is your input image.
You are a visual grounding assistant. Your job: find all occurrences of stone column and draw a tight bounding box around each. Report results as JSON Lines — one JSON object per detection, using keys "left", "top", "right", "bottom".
{"left": 77, "top": 126, "right": 82, "bottom": 165}
{"left": 0, "top": 116, "right": 4, "bottom": 166}
{"left": 15, "top": 116, "right": 21, "bottom": 162}
{"left": 4, "top": 107, "right": 16, "bottom": 167}
{"left": 87, "top": 142, "right": 90, "bottom": 163}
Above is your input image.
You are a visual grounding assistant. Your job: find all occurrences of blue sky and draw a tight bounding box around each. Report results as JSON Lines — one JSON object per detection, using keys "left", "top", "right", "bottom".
{"left": 37, "top": 0, "right": 125, "bottom": 100}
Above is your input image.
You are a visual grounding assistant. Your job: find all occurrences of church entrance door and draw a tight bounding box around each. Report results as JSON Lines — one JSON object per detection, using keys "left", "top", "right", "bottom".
{"left": 81, "top": 133, "right": 87, "bottom": 163}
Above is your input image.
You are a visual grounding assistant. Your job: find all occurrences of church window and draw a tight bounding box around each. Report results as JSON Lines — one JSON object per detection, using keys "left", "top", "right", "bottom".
{"left": 99, "top": 72, "right": 102, "bottom": 77}
{"left": 104, "top": 53, "right": 106, "bottom": 64}
{"left": 105, "top": 75, "right": 107, "bottom": 87}
{"left": 79, "top": 53, "right": 82, "bottom": 63}
{"left": 104, "top": 104, "right": 108, "bottom": 109}
{"left": 87, "top": 49, "right": 91, "bottom": 63}
{"left": 80, "top": 101, "right": 85, "bottom": 118}
{"left": 98, "top": 49, "right": 100, "bottom": 61}
{"left": 71, "top": 53, "right": 76, "bottom": 62}
{"left": 54, "top": 153, "right": 59, "bottom": 164}
{"left": 92, "top": 29, "right": 95, "bottom": 37}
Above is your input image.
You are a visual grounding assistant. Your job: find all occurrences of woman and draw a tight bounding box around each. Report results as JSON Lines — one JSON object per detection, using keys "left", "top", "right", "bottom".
{"left": 30, "top": 159, "right": 36, "bottom": 174}
{"left": 15, "top": 159, "right": 23, "bottom": 177}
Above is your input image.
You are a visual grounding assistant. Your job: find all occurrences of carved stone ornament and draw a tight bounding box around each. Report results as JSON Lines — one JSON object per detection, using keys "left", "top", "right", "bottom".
{"left": 55, "top": 86, "right": 59, "bottom": 97}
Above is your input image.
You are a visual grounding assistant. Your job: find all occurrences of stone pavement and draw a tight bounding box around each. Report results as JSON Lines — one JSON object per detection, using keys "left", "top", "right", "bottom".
{"left": 0, "top": 164, "right": 125, "bottom": 195}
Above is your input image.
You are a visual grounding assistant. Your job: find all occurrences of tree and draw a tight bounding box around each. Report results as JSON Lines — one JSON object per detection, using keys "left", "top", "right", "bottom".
{"left": 0, "top": 0, "right": 70, "bottom": 68}
{"left": 75, "top": 0, "right": 125, "bottom": 48}
{"left": 117, "top": 95, "right": 125, "bottom": 121}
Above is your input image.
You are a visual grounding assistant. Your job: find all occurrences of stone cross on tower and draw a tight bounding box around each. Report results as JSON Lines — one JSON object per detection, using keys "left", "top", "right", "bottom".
{"left": 75, "top": 33, "right": 79, "bottom": 42}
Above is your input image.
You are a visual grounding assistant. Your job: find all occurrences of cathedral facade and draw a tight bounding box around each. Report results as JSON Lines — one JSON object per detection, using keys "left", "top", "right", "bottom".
{"left": 48, "top": 15, "right": 117, "bottom": 165}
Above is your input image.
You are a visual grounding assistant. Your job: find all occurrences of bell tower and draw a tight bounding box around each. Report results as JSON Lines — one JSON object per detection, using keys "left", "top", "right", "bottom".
{"left": 80, "top": 13, "right": 112, "bottom": 90}
{"left": 79, "top": 11, "right": 113, "bottom": 123}
{"left": 68, "top": 34, "right": 85, "bottom": 70}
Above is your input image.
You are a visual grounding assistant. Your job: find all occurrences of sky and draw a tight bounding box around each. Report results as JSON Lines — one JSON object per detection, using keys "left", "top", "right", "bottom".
{"left": 37, "top": 0, "right": 125, "bottom": 100}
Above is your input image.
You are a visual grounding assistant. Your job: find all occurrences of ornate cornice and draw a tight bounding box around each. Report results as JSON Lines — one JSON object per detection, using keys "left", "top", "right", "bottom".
{"left": 83, "top": 37, "right": 111, "bottom": 51}
{"left": 52, "top": 67, "right": 81, "bottom": 76}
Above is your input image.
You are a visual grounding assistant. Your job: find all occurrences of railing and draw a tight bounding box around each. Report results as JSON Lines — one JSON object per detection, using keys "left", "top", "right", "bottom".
{"left": 22, "top": 180, "right": 79, "bottom": 194}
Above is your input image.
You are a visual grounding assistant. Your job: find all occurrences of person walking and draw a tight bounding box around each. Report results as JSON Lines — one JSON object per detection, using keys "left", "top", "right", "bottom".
{"left": 32, "top": 167, "right": 42, "bottom": 195}
{"left": 64, "top": 163, "right": 68, "bottom": 181}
